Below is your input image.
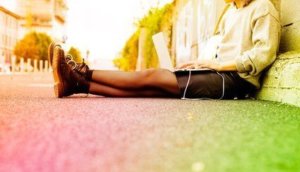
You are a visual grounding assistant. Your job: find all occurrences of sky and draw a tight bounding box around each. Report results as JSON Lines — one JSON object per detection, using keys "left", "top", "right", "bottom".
{"left": 66, "top": 0, "right": 173, "bottom": 63}
{"left": 1, "top": 0, "right": 173, "bottom": 67}
{"left": 1, "top": 0, "right": 15, "bottom": 10}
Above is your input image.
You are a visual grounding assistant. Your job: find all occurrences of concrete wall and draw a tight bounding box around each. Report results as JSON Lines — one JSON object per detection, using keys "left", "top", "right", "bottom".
{"left": 257, "top": 52, "right": 300, "bottom": 107}
{"left": 280, "top": 0, "right": 300, "bottom": 52}
{"left": 256, "top": 0, "right": 300, "bottom": 107}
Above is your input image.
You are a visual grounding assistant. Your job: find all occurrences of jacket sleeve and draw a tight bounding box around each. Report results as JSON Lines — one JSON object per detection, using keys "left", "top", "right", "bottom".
{"left": 235, "top": 13, "right": 280, "bottom": 76}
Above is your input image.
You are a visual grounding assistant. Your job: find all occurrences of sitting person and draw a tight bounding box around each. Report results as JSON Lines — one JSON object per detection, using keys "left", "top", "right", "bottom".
{"left": 49, "top": 0, "right": 280, "bottom": 99}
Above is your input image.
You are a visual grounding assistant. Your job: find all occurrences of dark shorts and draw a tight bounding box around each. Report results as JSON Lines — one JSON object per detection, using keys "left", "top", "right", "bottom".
{"left": 174, "top": 70, "right": 256, "bottom": 99}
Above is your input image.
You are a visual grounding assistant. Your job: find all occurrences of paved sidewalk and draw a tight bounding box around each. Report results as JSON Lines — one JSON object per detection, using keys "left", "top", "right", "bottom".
{"left": 0, "top": 73, "right": 299, "bottom": 172}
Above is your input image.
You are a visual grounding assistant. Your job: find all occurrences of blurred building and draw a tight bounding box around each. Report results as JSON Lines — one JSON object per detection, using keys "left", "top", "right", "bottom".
{"left": 16, "top": 0, "right": 68, "bottom": 41}
{"left": 0, "top": 0, "right": 68, "bottom": 71}
{"left": 0, "top": 6, "right": 21, "bottom": 66}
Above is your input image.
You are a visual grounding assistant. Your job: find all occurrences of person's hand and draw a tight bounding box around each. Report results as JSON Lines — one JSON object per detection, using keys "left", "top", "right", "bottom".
{"left": 196, "top": 59, "right": 221, "bottom": 71}
{"left": 176, "top": 61, "right": 198, "bottom": 69}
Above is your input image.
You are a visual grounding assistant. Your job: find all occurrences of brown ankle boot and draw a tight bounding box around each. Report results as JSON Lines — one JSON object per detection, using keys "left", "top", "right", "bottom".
{"left": 48, "top": 42, "right": 62, "bottom": 67}
{"left": 52, "top": 47, "right": 90, "bottom": 98}
{"left": 48, "top": 43, "right": 92, "bottom": 80}
{"left": 65, "top": 54, "right": 91, "bottom": 80}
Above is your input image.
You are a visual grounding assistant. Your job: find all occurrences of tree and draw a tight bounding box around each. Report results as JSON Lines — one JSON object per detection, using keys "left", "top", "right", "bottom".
{"left": 14, "top": 32, "right": 52, "bottom": 62}
{"left": 113, "top": 2, "right": 175, "bottom": 71}
{"left": 113, "top": 31, "right": 140, "bottom": 71}
{"left": 67, "top": 47, "right": 83, "bottom": 63}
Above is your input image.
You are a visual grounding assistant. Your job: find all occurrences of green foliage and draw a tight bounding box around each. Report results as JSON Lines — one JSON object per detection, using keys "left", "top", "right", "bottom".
{"left": 113, "top": 31, "right": 140, "bottom": 71}
{"left": 138, "top": 3, "right": 175, "bottom": 69}
{"left": 67, "top": 46, "right": 83, "bottom": 63}
{"left": 14, "top": 32, "right": 52, "bottom": 62}
{"left": 114, "top": 2, "right": 175, "bottom": 71}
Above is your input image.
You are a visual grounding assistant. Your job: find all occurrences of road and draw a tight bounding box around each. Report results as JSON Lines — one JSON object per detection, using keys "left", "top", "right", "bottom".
{"left": 0, "top": 73, "right": 300, "bottom": 172}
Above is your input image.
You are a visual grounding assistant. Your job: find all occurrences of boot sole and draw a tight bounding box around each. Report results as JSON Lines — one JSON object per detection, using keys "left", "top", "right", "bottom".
{"left": 52, "top": 47, "right": 64, "bottom": 98}
{"left": 48, "top": 42, "right": 62, "bottom": 67}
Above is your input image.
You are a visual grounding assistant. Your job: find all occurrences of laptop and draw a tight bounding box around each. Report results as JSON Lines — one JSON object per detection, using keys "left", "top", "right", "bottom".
{"left": 152, "top": 32, "right": 212, "bottom": 72}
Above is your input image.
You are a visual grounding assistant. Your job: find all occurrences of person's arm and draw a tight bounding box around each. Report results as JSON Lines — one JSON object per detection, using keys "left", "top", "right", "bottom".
{"left": 235, "top": 13, "right": 280, "bottom": 75}
{"left": 196, "top": 59, "right": 237, "bottom": 71}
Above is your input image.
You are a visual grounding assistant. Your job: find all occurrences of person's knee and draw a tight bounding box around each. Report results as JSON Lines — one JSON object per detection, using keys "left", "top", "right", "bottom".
{"left": 136, "top": 69, "right": 163, "bottom": 87}
{"left": 139, "top": 68, "right": 156, "bottom": 80}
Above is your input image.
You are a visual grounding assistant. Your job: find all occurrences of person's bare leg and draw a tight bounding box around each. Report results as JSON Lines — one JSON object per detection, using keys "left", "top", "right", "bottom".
{"left": 89, "top": 81, "right": 179, "bottom": 97}
{"left": 90, "top": 69, "right": 180, "bottom": 95}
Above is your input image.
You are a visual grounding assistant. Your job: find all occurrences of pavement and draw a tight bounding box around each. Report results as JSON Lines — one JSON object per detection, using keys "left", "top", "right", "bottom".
{"left": 0, "top": 73, "right": 300, "bottom": 172}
